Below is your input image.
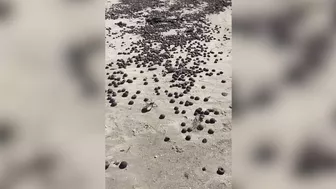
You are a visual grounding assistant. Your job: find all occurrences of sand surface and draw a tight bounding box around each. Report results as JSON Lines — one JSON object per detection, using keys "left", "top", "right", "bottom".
{"left": 105, "top": 0, "right": 232, "bottom": 188}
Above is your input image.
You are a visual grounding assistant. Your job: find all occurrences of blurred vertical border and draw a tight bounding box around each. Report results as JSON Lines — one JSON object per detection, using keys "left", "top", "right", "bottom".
{"left": 234, "top": 0, "right": 336, "bottom": 189}
{"left": 0, "top": 0, "right": 104, "bottom": 189}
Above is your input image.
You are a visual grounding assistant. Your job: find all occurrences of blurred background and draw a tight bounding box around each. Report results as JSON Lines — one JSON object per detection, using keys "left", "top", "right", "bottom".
{"left": 0, "top": 0, "right": 104, "bottom": 189}
{"left": 234, "top": 0, "right": 336, "bottom": 189}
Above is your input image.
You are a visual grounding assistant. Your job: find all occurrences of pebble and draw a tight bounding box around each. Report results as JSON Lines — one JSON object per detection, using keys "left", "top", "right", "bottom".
{"left": 197, "top": 124, "right": 204, "bottom": 131}
{"left": 119, "top": 161, "right": 128, "bottom": 169}
{"left": 217, "top": 167, "right": 225, "bottom": 175}
{"left": 181, "top": 128, "right": 187, "bottom": 133}
{"left": 209, "top": 118, "right": 216, "bottom": 124}
{"left": 122, "top": 92, "right": 129, "bottom": 97}
{"left": 111, "top": 102, "right": 117, "bottom": 107}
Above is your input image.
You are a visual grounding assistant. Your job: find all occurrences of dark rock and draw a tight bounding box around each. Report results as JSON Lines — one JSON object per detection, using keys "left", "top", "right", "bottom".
{"left": 119, "top": 161, "right": 128, "bottom": 169}
{"left": 217, "top": 167, "right": 225, "bottom": 175}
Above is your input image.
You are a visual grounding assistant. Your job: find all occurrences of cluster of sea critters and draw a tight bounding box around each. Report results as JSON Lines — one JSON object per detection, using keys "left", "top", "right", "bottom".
{"left": 105, "top": 0, "right": 231, "bottom": 180}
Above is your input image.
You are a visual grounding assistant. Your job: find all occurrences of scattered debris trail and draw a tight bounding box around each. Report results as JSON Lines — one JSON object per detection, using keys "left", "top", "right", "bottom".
{"left": 105, "top": 0, "right": 232, "bottom": 188}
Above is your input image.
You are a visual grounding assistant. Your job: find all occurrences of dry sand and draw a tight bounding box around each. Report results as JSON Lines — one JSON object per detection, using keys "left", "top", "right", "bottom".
{"left": 105, "top": 0, "right": 232, "bottom": 188}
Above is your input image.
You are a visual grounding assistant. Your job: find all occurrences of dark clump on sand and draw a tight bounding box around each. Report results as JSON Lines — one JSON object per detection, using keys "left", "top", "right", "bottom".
{"left": 119, "top": 161, "right": 128, "bottom": 169}
{"left": 164, "top": 136, "right": 170, "bottom": 142}
{"left": 105, "top": 161, "right": 110, "bottom": 170}
{"left": 159, "top": 114, "right": 165, "bottom": 119}
{"left": 217, "top": 167, "right": 225, "bottom": 175}
{"left": 208, "top": 128, "right": 214, "bottom": 134}
{"left": 181, "top": 128, "right": 187, "bottom": 133}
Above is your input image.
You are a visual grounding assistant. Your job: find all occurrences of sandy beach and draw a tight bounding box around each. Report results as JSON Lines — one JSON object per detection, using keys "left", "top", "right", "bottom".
{"left": 105, "top": 0, "right": 232, "bottom": 188}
